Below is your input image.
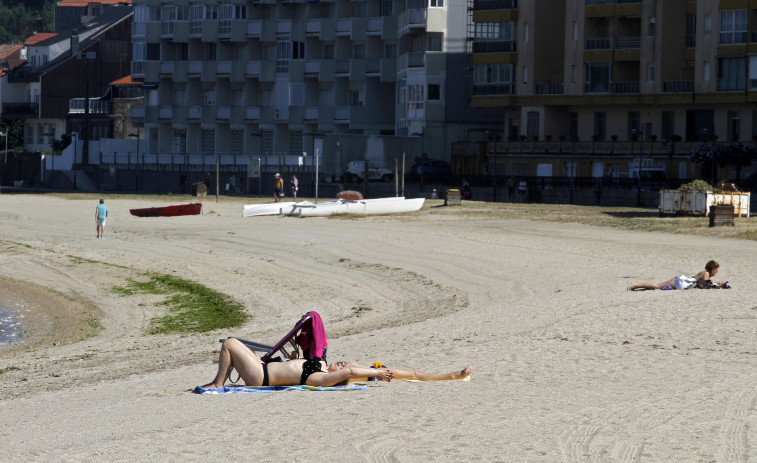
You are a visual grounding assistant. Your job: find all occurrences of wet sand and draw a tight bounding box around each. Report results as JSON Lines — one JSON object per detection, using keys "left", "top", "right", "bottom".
{"left": 0, "top": 194, "right": 755, "bottom": 462}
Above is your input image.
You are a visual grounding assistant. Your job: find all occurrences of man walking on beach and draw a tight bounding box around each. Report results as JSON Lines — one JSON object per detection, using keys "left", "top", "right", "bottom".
{"left": 95, "top": 199, "right": 108, "bottom": 239}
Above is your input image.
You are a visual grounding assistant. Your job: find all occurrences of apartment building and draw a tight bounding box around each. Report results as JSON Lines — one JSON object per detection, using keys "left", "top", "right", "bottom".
{"left": 55, "top": 0, "right": 133, "bottom": 33}
{"left": 470, "top": 0, "right": 757, "bottom": 180}
{"left": 130, "top": 0, "right": 502, "bottom": 176}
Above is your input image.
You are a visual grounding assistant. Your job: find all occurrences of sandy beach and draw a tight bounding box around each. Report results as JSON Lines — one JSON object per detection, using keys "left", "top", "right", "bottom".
{"left": 0, "top": 194, "right": 755, "bottom": 462}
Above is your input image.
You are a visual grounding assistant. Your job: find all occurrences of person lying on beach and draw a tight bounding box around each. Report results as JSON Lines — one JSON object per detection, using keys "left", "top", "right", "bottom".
{"left": 626, "top": 260, "right": 726, "bottom": 291}
{"left": 198, "top": 337, "right": 471, "bottom": 390}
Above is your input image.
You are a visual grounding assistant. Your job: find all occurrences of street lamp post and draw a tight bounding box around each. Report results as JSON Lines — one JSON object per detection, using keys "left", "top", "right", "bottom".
{"left": 0, "top": 129, "right": 7, "bottom": 193}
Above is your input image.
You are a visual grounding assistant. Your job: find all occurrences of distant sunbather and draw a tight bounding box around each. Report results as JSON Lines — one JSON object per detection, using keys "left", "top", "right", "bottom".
{"left": 199, "top": 337, "right": 471, "bottom": 390}
{"left": 626, "top": 260, "right": 725, "bottom": 291}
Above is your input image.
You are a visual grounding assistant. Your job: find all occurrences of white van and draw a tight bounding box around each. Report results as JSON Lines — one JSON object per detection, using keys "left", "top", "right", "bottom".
{"left": 342, "top": 161, "right": 393, "bottom": 183}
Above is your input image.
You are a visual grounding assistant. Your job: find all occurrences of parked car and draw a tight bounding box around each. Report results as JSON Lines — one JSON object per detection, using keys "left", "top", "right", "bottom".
{"left": 343, "top": 161, "right": 394, "bottom": 183}
{"left": 413, "top": 159, "right": 452, "bottom": 177}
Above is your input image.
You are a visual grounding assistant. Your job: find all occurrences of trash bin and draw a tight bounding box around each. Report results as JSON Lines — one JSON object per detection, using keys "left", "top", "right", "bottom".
{"left": 445, "top": 188, "right": 461, "bottom": 206}
{"left": 709, "top": 204, "right": 734, "bottom": 227}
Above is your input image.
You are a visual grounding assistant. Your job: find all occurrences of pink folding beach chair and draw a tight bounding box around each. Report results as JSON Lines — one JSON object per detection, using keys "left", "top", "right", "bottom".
{"left": 222, "top": 311, "right": 328, "bottom": 364}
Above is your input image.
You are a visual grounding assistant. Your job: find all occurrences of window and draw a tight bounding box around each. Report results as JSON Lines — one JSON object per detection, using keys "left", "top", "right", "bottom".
{"left": 38, "top": 123, "right": 44, "bottom": 144}
{"left": 718, "top": 57, "right": 746, "bottom": 91}
{"left": 569, "top": 112, "right": 578, "bottom": 140}
{"left": 173, "top": 129, "right": 186, "bottom": 155}
{"left": 524, "top": 23, "right": 529, "bottom": 42}
{"left": 648, "top": 18, "right": 656, "bottom": 37}
{"left": 426, "top": 34, "right": 442, "bottom": 52}
{"left": 585, "top": 62, "right": 611, "bottom": 93}
{"left": 523, "top": 66, "right": 528, "bottom": 84}
{"left": 429, "top": 0, "right": 444, "bottom": 6}
{"left": 474, "top": 21, "right": 516, "bottom": 41}
{"left": 527, "top": 111, "right": 539, "bottom": 140}
{"left": 571, "top": 65, "right": 576, "bottom": 84}
{"left": 704, "top": 62, "right": 711, "bottom": 81}
{"left": 204, "top": 43, "right": 216, "bottom": 60}
{"left": 573, "top": 21, "right": 578, "bottom": 40}
{"left": 353, "top": 43, "right": 366, "bottom": 59}
{"left": 704, "top": 15, "right": 712, "bottom": 34}
{"left": 661, "top": 111, "right": 675, "bottom": 141}
{"left": 189, "top": 3, "right": 203, "bottom": 34}
{"left": 322, "top": 44, "right": 334, "bottom": 59}
{"left": 685, "top": 14, "right": 696, "bottom": 47}
{"left": 406, "top": 84, "right": 423, "bottom": 109}
{"left": 381, "top": 0, "right": 393, "bottom": 16}
{"left": 594, "top": 112, "right": 606, "bottom": 141}
{"left": 728, "top": 111, "right": 741, "bottom": 141}
{"left": 647, "top": 63, "right": 655, "bottom": 83}
{"left": 350, "top": 90, "right": 365, "bottom": 107}
{"left": 628, "top": 111, "right": 640, "bottom": 139}
{"left": 174, "top": 89, "right": 185, "bottom": 105}
{"left": 473, "top": 63, "right": 514, "bottom": 94}
{"left": 427, "top": 83, "right": 440, "bottom": 101}
{"left": 384, "top": 43, "right": 397, "bottom": 59}
{"left": 720, "top": 10, "right": 747, "bottom": 44}
{"left": 204, "top": 87, "right": 216, "bottom": 105}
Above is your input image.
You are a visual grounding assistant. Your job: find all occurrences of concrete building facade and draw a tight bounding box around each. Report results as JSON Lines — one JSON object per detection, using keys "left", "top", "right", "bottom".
{"left": 130, "top": 0, "right": 502, "bottom": 179}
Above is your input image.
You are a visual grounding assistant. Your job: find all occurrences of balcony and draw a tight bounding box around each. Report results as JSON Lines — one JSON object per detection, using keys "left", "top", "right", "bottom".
{"left": 159, "top": 106, "right": 172, "bottom": 121}
{"left": 304, "top": 106, "right": 319, "bottom": 122}
{"left": 663, "top": 81, "right": 694, "bottom": 93}
{"left": 246, "top": 60, "right": 275, "bottom": 81}
{"left": 247, "top": 19, "right": 275, "bottom": 42}
{"left": 305, "top": 18, "right": 335, "bottom": 41}
{"left": 218, "top": 20, "right": 246, "bottom": 42}
{"left": 69, "top": 98, "right": 112, "bottom": 115}
{"left": 246, "top": 106, "right": 260, "bottom": 122}
{"left": 159, "top": 61, "right": 174, "bottom": 78}
{"left": 613, "top": 81, "right": 639, "bottom": 93}
{"left": 472, "top": 84, "right": 515, "bottom": 95}
{"left": 2, "top": 102, "right": 39, "bottom": 117}
{"left": 615, "top": 36, "right": 640, "bottom": 49}
{"left": 131, "top": 106, "right": 144, "bottom": 122}
{"left": 474, "top": 0, "right": 517, "bottom": 9}
{"left": 216, "top": 106, "right": 230, "bottom": 121}
{"left": 473, "top": 41, "right": 517, "bottom": 53}
{"left": 586, "top": 37, "right": 612, "bottom": 50}
{"left": 277, "top": 19, "right": 291, "bottom": 35}
{"left": 367, "top": 17, "right": 383, "bottom": 36}
{"left": 535, "top": 83, "right": 564, "bottom": 95}
{"left": 399, "top": 52, "right": 426, "bottom": 72}
{"left": 217, "top": 61, "right": 232, "bottom": 78}
{"left": 399, "top": 8, "right": 427, "bottom": 36}
{"left": 188, "top": 106, "right": 201, "bottom": 120}
{"left": 187, "top": 61, "right": 202, "bottom": 78}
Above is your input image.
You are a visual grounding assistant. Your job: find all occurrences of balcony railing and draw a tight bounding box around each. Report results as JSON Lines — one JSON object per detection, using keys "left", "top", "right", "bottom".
{"left": 472, "top": 84, "right": 514, "bottom": 95}
{"left": 535, "top": 83, "right": 564, "bottom": 95}
{"left": 663, "top": 81, "right": 694, "bottom": 93}
{"left": 613, "top": 81, "right": 639, "bottom": 93}
{"left": 586, "top": 0, "right": 641, "bottom": 4}
{"left": 69, "top": 98, "right": 112, "bottom": 114}
{"left": 474, "top": 0, "right": 517, "bottom": 10}
{"left": 586, "top": 37, "right": 612, "bottom": 50}
{"left": 2, "top": 102, "right": 39, "bottom": 116}
{"left": 615, "top": 36, "right": 640, "bottom": 49}
{"left": 472, "top": 41, "right": 517, "bottom": 53}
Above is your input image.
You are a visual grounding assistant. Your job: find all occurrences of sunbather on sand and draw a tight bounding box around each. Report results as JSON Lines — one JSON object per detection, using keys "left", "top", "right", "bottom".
{"left": 626, "top": 260, "right": 725, "bottom": 291}
{"left": 199, "top": 337, "right": 471, "bottom": 389}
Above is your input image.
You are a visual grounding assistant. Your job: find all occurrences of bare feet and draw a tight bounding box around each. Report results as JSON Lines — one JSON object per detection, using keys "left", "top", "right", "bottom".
{"left": 456, "top": 366, "right": 472, "bottom": 380}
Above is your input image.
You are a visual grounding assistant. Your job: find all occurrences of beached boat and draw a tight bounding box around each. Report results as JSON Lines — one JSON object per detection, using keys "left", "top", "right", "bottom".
{"left": 288, "top": 197, "right": 424, "bottom": 217}
{"left": 242, "top": 202, "right": 297, "bottom": 217}
{"left": 130, "top": 202, "right": 202, "bottom": 217}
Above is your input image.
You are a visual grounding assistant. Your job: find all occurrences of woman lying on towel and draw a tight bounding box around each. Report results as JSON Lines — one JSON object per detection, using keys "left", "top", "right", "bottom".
{"left": 626, "top": 260, "right": 726, "bottom": 291}
{"left": 199, "top": 337, "right": 471, "bottom": 390}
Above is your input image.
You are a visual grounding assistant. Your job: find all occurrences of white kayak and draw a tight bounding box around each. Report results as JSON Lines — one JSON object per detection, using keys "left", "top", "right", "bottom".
{"left": 287, "top": 197, "right": 424, "bottom": 217}
{"left": 242, "top": 202, "right": 297, "bottom": 217}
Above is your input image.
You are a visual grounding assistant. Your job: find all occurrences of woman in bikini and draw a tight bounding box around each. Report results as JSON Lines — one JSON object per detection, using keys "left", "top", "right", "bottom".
{"left": 626, "top": 260, "right": 725, "bottom": 291}
{"left": 199, "top": 337, "right": 471, "bottom": 390}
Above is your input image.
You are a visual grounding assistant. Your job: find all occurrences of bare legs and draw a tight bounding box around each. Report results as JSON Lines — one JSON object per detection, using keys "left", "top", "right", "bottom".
{"left": 627, "top": 277, "right": 676, "bottom": 291}
{"left": 344, "top": 362, "right": 471, "bottom": 382}
{"left": 201, "top": 338, "right": 265, "bottom": 389}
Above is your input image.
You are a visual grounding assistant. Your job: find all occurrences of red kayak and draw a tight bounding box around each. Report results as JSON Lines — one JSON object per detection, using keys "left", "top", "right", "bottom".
{"left": 130, "top": 202, "right": 202, "bottom": 217}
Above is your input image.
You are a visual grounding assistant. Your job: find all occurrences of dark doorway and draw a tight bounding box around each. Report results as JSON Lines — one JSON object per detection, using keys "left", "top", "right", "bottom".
{"left": 686, "top": 110, "right": 714, "bottom": 141}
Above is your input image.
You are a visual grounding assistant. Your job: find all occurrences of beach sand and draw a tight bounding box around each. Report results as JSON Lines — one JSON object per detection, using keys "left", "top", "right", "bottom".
{"left": 1, "top": 194, "right": 755, "bottom": 462}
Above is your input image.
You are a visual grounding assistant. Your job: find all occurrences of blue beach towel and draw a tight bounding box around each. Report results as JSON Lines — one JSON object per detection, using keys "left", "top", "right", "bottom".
{"left": 195, "top": 384, "right": 367, "bottom": 394}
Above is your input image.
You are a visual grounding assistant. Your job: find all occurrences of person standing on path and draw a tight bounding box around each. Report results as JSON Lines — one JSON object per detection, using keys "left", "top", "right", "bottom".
{"left": 273, "top": 173, "right": 284, "bottom": 202}
{"left": 290, "top": 174, "right": 299, "bottom": 201}
{"left": 95, "top": 199, "right": 108, "bottom": 239}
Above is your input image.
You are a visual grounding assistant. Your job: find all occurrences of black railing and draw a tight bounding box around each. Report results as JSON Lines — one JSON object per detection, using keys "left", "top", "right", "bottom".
{"left": 2, "top": 102, "right": 38, "bottom": 116}
{"left": 474, "top": 0, "right": 517, "bottom": 10}
{"left": 472, "top": 41, "right": 517, "bottom": 53}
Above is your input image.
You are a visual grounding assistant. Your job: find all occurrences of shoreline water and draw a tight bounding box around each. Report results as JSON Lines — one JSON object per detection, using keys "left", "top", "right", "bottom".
{"left": 0, "top": 308, "right": 22, "bottom": 346}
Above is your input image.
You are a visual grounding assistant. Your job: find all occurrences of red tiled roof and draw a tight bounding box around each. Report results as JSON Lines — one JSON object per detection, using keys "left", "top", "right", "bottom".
{"left": 0, "top": 44, "right": 23, "bottom": 59}
{"left": 110, "top": 75, "right": 140, "bottom": 86}
{"left": 25, "top": 33, "right": 58, "bottom": 45}
{"left": 58, "top": 0, "right": 131, "bottom": 6}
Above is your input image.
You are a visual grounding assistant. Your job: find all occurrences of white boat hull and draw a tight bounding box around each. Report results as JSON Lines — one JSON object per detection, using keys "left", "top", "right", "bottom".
{"left": 242, "top": 202, "right": 297, "bottom": 217}
{"left": 288, "top": 197, "right": 424, "bottom": 217}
